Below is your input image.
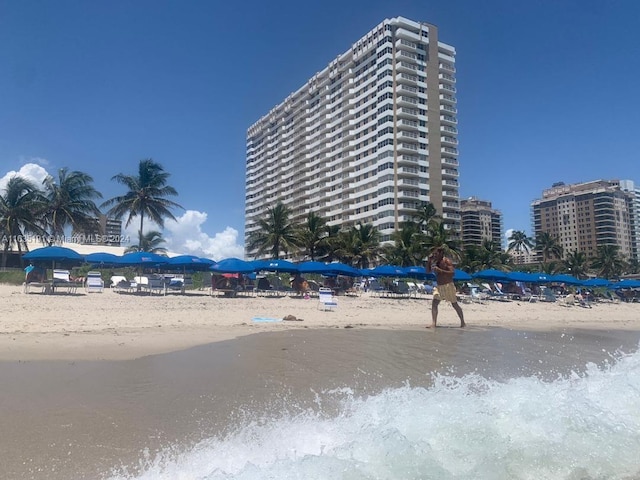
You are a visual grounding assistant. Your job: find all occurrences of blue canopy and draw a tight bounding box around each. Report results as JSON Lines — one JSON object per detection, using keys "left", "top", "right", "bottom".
{"left": 453, "top": 269, "right": 472, "bottom": 281}
{"left": 252, "top": 259, "right": 298, "bottom": 273}
{"left": 210, "top": 258, "right": 255, "bottom": 274}
{"left": 118, "top": 251, "right": 169, "bottom": 267}
{"left": 297, "top": 261, "right": 333, "bottom": 274}
{"left": 23, "top": 246, "right": 84, "bottom": 263}
{"left": 84, "top": 252, "right": 122, "bottom": 267}
{"left": 369, "top": 265, "right": 407, "bottom": 277}
{"left": 403, "top": 265, "right": 429, "bottom": 278}
{"left": 609, "top": 279, "right": 640, "bottom": 289}
{"left": 325, "top": 262, "right": 362, "bottom": 277}
{"left": 473, "top": 269, "right": 511, "bottom": 282}
{"left": 166, "top": 255, "right": 215, "bottom": 271}
{"left": 582, "top": 278, "right": 612, "bottom": 287}
{"left": 550, "top": 274, "right": 582, "bottom": 285}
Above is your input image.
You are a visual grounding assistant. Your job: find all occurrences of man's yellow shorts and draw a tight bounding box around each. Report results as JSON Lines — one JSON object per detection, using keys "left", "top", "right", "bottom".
{"left": 433, "top": 282, "right": 458, "bottom": 303}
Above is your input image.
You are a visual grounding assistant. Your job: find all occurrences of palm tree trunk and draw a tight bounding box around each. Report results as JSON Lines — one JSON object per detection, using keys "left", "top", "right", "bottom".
{"left": 139, "top": 214, "right": 144, "bottom": 252}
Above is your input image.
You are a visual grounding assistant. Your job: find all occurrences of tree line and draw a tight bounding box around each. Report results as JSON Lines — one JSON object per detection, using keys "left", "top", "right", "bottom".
{"left": 248, "top": 203, "right": 637, "bottom": 279}
{"left": 2, "top": 159, "right": 635, "bottom": 278}
{"left": 1, "top": 159, "right": 182, "bottom": 267}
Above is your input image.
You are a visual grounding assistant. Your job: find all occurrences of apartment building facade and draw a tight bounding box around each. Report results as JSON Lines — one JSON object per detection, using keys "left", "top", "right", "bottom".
{"left": 459, "top": 197, "right": 503, "bottom": 249}
{"left": 245, "top": 17, "right": 459, "bottom": 256}
{"left": 72, "top": 214, "right": 123, "bottom": 246}
{"left": 531, "top": 180, "right": 636, "bottom": 261}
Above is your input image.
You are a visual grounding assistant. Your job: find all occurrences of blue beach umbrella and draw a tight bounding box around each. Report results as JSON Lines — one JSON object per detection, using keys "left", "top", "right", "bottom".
{"left": 550, "top": 274, "right": 582, "bottom": 285}
{"left": 610, "top": 279, "right": 640, "bottom": 289}
{"left": 23, "top": 246, "right": 85, "bottom": 276}
{"left": 325, "top": 262, "right": 362, "bottom": 277}
{"left": 210, "top": 258, "right": 256, "bottom": 274}
{"left": 23, "top": 245, "right": 84, "bottom": 263}
{"left": 582, "top": 278, "right": 612, "bottom": 288}
{"left": 167, "top": 255, "right": 215, "bottom": 272}
{"left": 118, "top": 251, "right": 169, "bottom": 267}
{"left": 403, "top": 265, "right": 428, "bottom": 278}
{"left": 370, "top": 265, "right": 407, "bottom": 277}
{"left": 252, "top": 259, "right": 298, "bottom": 273}
{"left": 297, "top": 261, "right": 332, "bottom": 274}
{"left": 84, "top": 252, "right": 122, "bottom": 267}
{"left": 453, "top": 269, "right": 472, "bottom": 282}
{"left": 473, "top": 269, "right": 511, "bottom": 282}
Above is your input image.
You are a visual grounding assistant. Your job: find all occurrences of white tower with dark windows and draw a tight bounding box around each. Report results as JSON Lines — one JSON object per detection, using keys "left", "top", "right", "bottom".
{"left": 245, "top": 17, "right": 459, "bottom": 257}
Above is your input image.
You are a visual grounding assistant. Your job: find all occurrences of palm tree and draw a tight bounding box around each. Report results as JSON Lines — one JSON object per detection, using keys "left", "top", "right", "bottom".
{"left": 412, "top": 202, "right": 440, "bottom": 232}
{"left": 380, "top": 222, "right": 426, "bottom": 266}
{"left": 590, "top": 245, "right": 626, "bottom": 279}
{"left": 0, "top": 176, "right": 48, "bottom": 267}
{"left": 246, "top": 202, "right": 299, "bottom": 259}
{"left": 124, "top": 230, "right": 167, "bottom": 254}
{"left": 295, "top": 212, "right": 327, "bottom": 261}
{"left": 423, "top": 222, "right": 461, "bottom": 261}
{"left": 334, "top": 223, "right": 380, "bottom": 269}
{"left": 42, "top": 168, "right": 102, "bottom": 243}
{"left": 535, "top": 232, "right": 563, "bottom": 262}
{"left": 102, "top": 159, "right": 182, "bottom": 248}
{"left": 318, "top": 224, "right": 341, "bottom": 262}
{"left": 562, "top": 249, "right": 589, "bottom": 278}
{"left": 507, "top": 230, "right": 534, "bottom": 254}
{"left": 460, "top": 240, "right": 511, "bottom": 272}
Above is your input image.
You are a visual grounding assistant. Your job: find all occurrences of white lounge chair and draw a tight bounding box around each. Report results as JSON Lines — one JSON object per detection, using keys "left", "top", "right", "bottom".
{"left": 144, "top": 276, "right": 166, "bottom": 295}
{"left": 318, "top": 287, "right": 338, "bottom": 311}
{"left": 52, "top": 269, "right": 81, "bottom": 294}
{"left": 85, "top": 271, "right": 104, "bottom": 293}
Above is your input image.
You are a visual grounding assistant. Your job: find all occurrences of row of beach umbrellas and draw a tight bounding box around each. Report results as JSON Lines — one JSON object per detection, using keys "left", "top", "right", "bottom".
{"left": 21, "top": 246, "right": 640, "bottom": 288}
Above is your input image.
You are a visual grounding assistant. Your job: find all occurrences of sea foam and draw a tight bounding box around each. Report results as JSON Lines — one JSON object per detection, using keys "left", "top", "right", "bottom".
{"left": 107, "top": 347, "right": 640, "bottom": 480}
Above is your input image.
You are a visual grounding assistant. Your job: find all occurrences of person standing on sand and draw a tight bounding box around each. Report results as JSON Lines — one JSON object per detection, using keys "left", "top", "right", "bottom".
{"left": 425, "top": 247, "right": 465, "bottom": 328}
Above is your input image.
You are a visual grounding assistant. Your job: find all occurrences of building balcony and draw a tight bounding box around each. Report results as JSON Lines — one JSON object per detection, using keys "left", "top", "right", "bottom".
{"left": 441, "top": 136, "right": 458, "bottom": 146}
{"left": 440, "top": 114, "right": 457, "bottom": 125}
{"left": 439, "top": 93, "right": 457, "bottom": 104}
{"left": 441, "top": 104, "right": 457, "bottom": 114}
{"left": 397, "top": 107, "right": 419, "bottom": 118}
{"left": 397, "top": 95, "right": 419, "bottom": 106}
{"left": 442, "top": 146, "right": 459, "bottom": 156}
{"left": 439, "top": 83, "right": 457, "bottom": 93}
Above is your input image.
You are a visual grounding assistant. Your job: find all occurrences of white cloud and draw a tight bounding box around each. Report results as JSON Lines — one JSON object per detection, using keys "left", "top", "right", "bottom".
{"left": 0, "top": 162, "right": 50, "bottom": 193}
{"left": 120, "top": 210, "right": 244, "bottom": 260}
{"left": 164, "top": 210, "right": 244, "bottom": 260}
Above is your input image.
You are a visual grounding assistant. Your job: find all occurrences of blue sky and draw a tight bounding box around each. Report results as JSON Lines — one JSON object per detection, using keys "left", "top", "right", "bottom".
{"left": 1, "top": 0, "right": 639, "bottom": 257}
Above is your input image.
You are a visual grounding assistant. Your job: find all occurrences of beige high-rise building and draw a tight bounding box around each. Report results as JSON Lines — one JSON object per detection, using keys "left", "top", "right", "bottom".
{"left": 245, "top": 17, "right": 459, "bottom": 256}
{"left": 531, "top": 180, "right": 635, "bottom": 261}
{"left": 459, "top": 197, "right": 502, "bottom": 249}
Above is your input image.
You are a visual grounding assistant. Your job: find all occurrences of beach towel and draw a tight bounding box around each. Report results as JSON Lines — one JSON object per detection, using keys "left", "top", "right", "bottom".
{"left": 251, "top": 317, "right": 283, "bottom": 323}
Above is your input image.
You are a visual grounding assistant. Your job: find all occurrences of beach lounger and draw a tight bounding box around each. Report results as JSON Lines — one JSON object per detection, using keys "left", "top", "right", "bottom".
{"left": 318, "top": 287, "right": 338, "bottom": 311}
{"left": 85, "top": 271, "right": 104, "bottom": 293}
{"left": 143, "top": 276, "right": 166, "bottom": 295}
{"left": 51, "top": 269, "right": 82, "bottom": 294}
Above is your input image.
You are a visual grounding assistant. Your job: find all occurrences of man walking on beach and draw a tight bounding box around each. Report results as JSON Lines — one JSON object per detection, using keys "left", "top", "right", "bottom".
{"left": 426, "top": 247, "right": 465, "bottom": 328}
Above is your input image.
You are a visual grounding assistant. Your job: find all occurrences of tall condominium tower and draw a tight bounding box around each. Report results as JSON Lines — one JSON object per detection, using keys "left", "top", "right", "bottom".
{"left": 460, "top": 197, "right": 503, "bottom": 250}
{"left": 245, "top": 17, "right": 459, "bottom": 257}
{"left": 531, "top": 180, "right": 636, "bottom": 261}
{"left": 619, "top": 180, "right": 640, "bottom": 261}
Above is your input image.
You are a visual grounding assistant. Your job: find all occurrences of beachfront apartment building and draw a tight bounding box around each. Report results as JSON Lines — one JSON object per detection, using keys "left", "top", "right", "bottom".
{"left": 531, "top": 180, "right": 637, "bottom": 262}
{"left": 72, "top": 214, "right": 123, "bottom": 246}
{"left": 245, "top": 17, "right": 459, "bottom": 257}
{"left": 459, "top": 197, "right": 503, "bottom": 250}
{"left": 619, "top": 179, "right": 640, "bottom": 261}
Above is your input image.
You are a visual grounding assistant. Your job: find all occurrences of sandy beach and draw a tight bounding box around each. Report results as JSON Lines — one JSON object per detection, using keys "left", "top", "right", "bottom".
{"left": 1, "top": 284, "right": 639, "bottom": 361}
{"left": 2, "top": 284, "right": 640, "bottom": 479}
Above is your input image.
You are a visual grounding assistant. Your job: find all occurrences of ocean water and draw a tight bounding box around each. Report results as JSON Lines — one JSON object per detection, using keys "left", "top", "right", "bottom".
{"left": 108, "top": 346, "right": 640, "bottom": 480}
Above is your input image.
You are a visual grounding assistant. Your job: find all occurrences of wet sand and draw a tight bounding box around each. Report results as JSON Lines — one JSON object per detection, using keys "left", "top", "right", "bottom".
{"left": 1, "top": 326, "right": 638, "bottom": 480}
